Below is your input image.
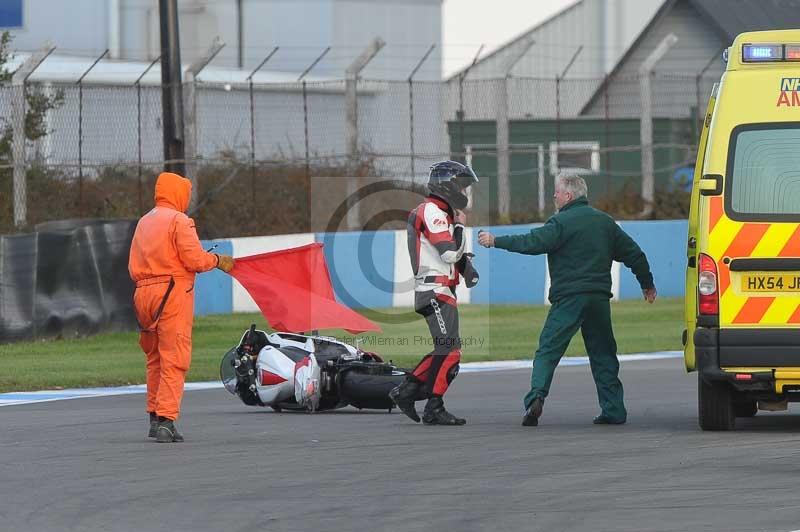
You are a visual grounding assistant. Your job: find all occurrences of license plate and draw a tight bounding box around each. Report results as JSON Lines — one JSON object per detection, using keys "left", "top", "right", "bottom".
{"left": 741, "top": 274, "right": 800, "bottom": 292}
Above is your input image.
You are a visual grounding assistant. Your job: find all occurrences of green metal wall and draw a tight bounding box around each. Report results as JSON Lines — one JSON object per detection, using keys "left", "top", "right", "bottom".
{"left": 448, "top": 118, "right": 694, "bottom": 223}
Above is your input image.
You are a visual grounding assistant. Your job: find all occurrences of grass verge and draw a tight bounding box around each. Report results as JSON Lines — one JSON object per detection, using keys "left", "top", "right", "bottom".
{"left": 0, "top": 298, "right": 684, "bottom": 392}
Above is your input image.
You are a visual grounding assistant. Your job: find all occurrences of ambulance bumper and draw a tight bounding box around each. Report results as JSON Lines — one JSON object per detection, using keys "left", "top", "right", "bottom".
{"left": 694, "top": 327, "right": 774, "bottom": 391}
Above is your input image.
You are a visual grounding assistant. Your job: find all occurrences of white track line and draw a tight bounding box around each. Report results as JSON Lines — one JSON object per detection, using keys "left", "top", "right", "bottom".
{"left": 0, "top": 351, "right": 683, "bottom": 407}
{"left": 459, "top": 351, "right": 682, "bottom": 373}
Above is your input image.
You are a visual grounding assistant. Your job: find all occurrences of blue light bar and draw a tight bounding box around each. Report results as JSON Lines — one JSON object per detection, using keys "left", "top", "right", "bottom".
{"left": 742, "top": 44, "right": 784, "bottom": 62}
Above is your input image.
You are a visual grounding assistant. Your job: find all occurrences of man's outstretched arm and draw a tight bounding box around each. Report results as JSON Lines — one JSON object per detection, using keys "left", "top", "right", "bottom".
{"left": 478, "top": 219, "right": 562, "bottom": 256}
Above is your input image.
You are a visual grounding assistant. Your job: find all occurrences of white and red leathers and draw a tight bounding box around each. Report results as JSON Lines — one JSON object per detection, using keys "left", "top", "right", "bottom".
{"left": 407, "top": 196, "right": 466, "bottom": 303}
{"left": 406, "top": 195, "right": 465, "bottom": 397}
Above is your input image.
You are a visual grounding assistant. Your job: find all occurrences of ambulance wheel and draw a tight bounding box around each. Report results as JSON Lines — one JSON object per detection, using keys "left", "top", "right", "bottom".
{"left": 733, "top": 396, "right": 757, "bottom": 418}
{"left": 698, "top": 374, "right": 735, "bottom": 431}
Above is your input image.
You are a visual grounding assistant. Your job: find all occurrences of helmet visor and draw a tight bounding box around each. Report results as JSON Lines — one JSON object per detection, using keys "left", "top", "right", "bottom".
{"left": 453, "top": 165, "right": 479, "bottom": 188}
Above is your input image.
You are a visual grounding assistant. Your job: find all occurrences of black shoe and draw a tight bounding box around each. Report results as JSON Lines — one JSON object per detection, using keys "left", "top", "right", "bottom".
{"left": 389, "top": 379, "right": 422, "bottom": 423}
{"left": 155, "top": 419, "right": 184, "bottom": 443}
{"left": 422, "top": 397, "right": 466, "bottom": 426}
{"left": 592, "top": 414, "right": 626, "bottom": 425}
{"left": 522, "top": 397, "right": 544, "bottom": 427}
{"left": 148, "top": 412, "right": 158, "bottom": 438}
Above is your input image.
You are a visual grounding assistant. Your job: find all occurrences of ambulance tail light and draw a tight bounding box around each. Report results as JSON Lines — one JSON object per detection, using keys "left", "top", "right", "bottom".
{"left": 698, "top": 253, "right": 718, "bottom": 315}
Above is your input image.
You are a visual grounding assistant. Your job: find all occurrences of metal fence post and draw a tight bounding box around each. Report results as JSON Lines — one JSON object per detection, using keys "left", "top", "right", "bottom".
{"left": 302, "top": 81, "right": 310, "bottom": 176}
{"left": 554, "top": 46, "right": 582, "bottom": 184}
{"left": 11, "top": 83, "right": 27, "bottom": 228}
{"left": 136, "top": 83, "right": 142, "bottom": 213}
{"left": 496, "top": 78, "right": 510, "bottom": 220}
{"left": 133, "top": 55, "right": 162, "bottom": 215}
{"left": 11, "top": 43, "right": 54, "bottom": 229}
{"left": 537, "top": 144, "right": 545, "bottom": 218}
{"left": 246, "top": 47, "right": 279, "bottom": 225}
{"left": 345, "top": 38, "right": 385, "bottom": 230}
{"left": 298, "top": 47, "right": 332, "bottom": 232}
{"left": 184, "top": 37, "right": 225, "bottom": 212}
{"left": 345, "top": 37, "right": 385, "bottom": 165}
{"left": 639, "top": 33, "right": 677, "bottom": 218}
{"left": 603, "top": 74, "right": 610, "bottom": 196}
{"left": 75, "top": 50, "right": 108, "bottom": 218}
{"left": 555, "top": 75, "right": 561, "bottom": 149}
{"left": 298, "top": 47, "right": 329, "bottom": 183}
{"left": 457, "top": 45, "right": 484, "bottom": 161}
{"left": 408, "top": 44, "right": 435, "bottom": 177}
{"left": 457, "top": 74, "right": 464, "bottom": 159}
{"left": 497, "top": 37, "right": 534, "bottom": 221}
{"left": 248, "top": 79, "right": 255, "bottom": 224}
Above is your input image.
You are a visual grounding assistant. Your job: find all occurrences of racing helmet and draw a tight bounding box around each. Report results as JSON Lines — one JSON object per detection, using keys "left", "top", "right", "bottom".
{"left": 428, "top": 160, "right": 479, "bottom": 210}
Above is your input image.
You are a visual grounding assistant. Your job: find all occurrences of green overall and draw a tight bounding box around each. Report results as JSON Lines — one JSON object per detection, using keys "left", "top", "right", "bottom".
{"left": 494, "top": 197, "right": 654, "bottom": 421}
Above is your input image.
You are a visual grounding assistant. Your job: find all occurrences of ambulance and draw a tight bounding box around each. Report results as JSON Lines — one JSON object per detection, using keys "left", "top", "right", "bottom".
{"left": 686, "top": 30, "right": 800, "bottom": 430}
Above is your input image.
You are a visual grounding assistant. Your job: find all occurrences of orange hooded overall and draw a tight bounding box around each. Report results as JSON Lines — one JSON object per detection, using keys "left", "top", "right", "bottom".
{"left": 129, "top": 172, "right": 225, "bottom": 421}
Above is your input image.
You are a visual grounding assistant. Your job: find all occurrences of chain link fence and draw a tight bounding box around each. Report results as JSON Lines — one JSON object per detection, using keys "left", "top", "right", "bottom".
{"left": 1, "top": 72, "right": 716, "bottom": 236}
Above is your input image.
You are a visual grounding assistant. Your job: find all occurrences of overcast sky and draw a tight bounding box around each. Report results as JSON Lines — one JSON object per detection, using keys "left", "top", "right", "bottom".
{"left": 442, "top": 0, "right": 576, "bottom": 75}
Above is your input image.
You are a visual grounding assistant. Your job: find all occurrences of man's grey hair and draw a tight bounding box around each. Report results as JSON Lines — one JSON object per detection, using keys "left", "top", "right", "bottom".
{"left": 556, "top": 173, "right": 588, "bottom": 199}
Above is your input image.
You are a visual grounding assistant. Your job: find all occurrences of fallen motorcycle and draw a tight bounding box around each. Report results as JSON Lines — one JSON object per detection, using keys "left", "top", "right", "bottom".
{"left": 220, "top": 324, "right": 406, "bottom": 412}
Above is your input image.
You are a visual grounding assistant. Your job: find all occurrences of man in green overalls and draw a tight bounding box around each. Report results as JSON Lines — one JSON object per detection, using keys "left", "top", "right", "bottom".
{"left": 478, "top": 174, "right": 657, "bottom": 426}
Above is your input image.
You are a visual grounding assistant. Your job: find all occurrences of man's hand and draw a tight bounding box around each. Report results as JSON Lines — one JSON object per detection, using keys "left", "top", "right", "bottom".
{"left": 477, "top": 230, "right": 495, "bottom": 248}
{"left": 454, "top": 209, "right": 467, "bottom": 225}
{"left": 643, "top": 286, "right": 657, "bottom": 304}
{"left": 216, "top": 254, "right": 235, "bottom": 273}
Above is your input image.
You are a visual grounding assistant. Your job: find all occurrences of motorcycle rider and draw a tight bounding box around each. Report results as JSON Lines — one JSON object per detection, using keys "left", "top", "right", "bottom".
{"left": 390, "top": 160, "right": 478, "bottom": 425}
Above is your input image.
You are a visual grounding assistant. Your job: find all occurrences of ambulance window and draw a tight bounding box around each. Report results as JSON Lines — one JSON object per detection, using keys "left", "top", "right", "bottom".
{"left": 729, "top": 125, "right": 800, "bottom": 220}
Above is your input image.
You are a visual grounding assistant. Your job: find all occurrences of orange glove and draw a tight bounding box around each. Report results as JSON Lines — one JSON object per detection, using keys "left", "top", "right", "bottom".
{"left": 215, "top": 254, "right": 235, "bottom": 273}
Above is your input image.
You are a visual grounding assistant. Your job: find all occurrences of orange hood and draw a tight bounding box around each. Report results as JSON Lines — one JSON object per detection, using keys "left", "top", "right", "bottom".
{"left": 154, "top": 172, "right": 192, "bottom": 212}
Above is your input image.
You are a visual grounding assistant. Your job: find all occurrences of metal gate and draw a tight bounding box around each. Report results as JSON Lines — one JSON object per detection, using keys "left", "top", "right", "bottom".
{"left": 465, "top": 143, "right": 548, "bottom": 222}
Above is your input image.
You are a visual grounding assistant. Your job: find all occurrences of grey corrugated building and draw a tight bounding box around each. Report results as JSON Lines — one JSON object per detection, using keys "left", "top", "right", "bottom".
{"left": 3, "top": 0, "right": 443, "bottom": 80}
{"left": 582, "top": 0, "right": 800, "bottom": 117}
{"left": 447, "top": 0, "right": 662, "bottom": 81}
{"left": 1, "top": 0, "right": 447, "bottom": 178}
{"left": 448, "top": 0, "right": 800, "bottom": 222}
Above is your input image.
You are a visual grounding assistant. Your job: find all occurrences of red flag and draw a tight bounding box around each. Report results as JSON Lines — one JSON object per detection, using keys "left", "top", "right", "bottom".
{"left": 229, "top": 243, "right": 381, "bottom": 334}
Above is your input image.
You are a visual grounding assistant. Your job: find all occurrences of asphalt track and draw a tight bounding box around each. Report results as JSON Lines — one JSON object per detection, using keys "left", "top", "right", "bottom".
{"left": 2, "top": 357, "right": 800, "bottom": 532}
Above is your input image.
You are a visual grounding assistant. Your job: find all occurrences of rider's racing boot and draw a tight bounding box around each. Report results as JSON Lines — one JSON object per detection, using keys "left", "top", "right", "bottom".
{"left": 422, "top": 396, "right": 466, "bottom": 426}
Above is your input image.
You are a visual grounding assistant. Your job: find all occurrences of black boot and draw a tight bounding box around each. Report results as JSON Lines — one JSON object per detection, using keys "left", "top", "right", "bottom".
{"left": 593, "top": 414, "right": 626, "bottom": 425}
{"left": 148, "top": 412, "right": 158, "bottom": 438}
{"left": 522, "top": 397, "right": 544, "bottom": 427}
{"left": 155, "top": 418, "right": 184, "bottom": 443}
{"left": 422, "top": 396, "right": 466, "bottom": 426}
{"left": 389, "top": 378, "right": 422, "bottom": 423}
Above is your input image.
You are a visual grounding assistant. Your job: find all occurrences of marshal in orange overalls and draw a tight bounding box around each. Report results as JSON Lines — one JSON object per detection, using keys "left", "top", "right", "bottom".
{"left": 129, "top": 172, "right": 231, "bottom": 422}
